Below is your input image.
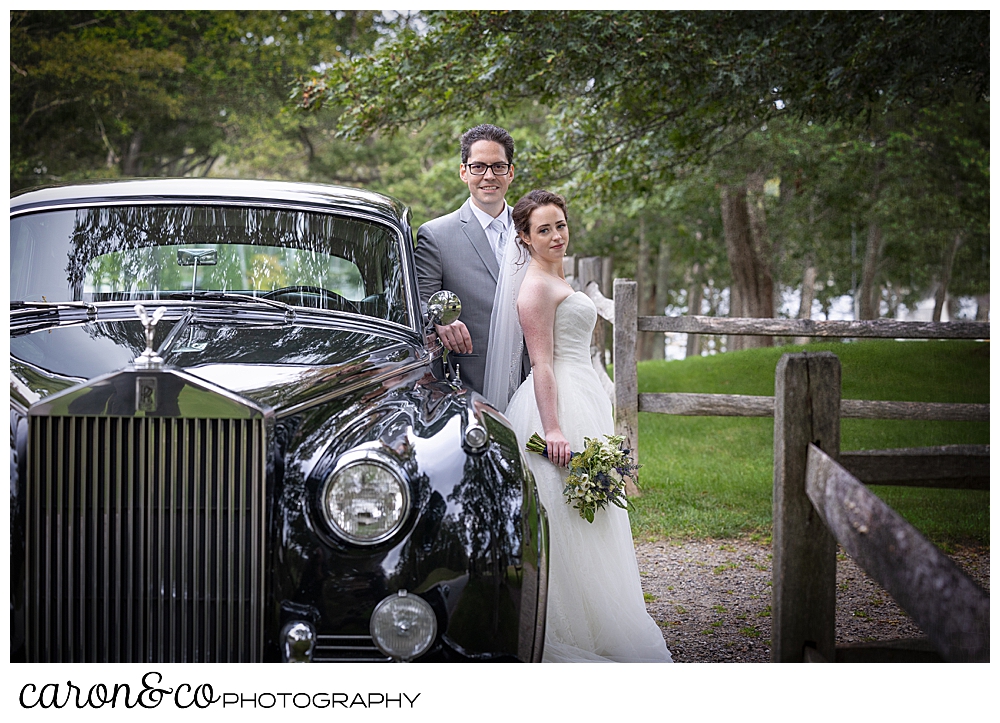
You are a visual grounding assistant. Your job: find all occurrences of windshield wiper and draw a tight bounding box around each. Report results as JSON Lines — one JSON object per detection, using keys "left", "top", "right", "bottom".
{"left": 12, "top": 300, "right": 95, "bottom": 309}
{"left": 166, "top": 291, "right": 296, "bottom": 315}
{"left": 11, "top": 300, "right": 98, "bottom": 317}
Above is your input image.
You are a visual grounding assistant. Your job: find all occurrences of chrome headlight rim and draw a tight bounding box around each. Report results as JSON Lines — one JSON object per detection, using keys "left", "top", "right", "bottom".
{"left": 319, "top": 449, "right": 411, "bottom": 546}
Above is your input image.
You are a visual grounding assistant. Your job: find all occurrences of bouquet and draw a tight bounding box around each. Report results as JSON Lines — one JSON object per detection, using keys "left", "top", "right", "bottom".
{"left": 525, "top": 432, "right": 641, "bottom": 523}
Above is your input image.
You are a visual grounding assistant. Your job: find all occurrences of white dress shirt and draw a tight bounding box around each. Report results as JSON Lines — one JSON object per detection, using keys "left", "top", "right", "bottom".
{"left": 469, "top": 201, "right": 513, "bottom": 266}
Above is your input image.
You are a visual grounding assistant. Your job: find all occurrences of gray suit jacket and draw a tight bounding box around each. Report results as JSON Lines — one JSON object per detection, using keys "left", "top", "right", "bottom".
{"left": 416, "top": 198, "right": 528, "bottom": 395}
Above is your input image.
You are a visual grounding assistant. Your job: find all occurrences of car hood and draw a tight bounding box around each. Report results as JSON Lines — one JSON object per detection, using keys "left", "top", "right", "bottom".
{"left": 10, "top": 314, "right": 424, "bottom": 414}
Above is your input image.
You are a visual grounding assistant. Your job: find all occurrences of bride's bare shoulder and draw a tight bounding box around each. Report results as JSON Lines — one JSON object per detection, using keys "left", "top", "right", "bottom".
{"left": 518, "top": 268, "right": 572, "bottom": 315}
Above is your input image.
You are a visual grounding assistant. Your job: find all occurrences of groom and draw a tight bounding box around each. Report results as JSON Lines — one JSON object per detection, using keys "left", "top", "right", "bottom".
{"left": 415, "top": 123, "right": 521, "bottom": 395}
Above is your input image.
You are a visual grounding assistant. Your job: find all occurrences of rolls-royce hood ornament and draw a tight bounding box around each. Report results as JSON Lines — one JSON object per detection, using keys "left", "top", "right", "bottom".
{"left": 133, "top": 304, "right": 167, "bottom": 368}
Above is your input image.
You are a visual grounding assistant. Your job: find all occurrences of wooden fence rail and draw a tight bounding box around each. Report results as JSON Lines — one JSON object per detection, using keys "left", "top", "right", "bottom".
{"left": 575, "top": 266, "right": 990, "bottom": 663}
{"left": 839, "top": 445, "right": 989, "bottom": 490}
{"left": 581, "top": 276, "right": 989, "bottom": 467}
{"left": 772, "top": 352, "right": 989, "bottom": 663}
{"left": 805, "top": 444, "right": 990, "bottom": 662}
{"left": 637, "top": 314, "right": 990, "bottom": 339}
{"left": 637, "top": 393, "right": 990, "bottom": 422}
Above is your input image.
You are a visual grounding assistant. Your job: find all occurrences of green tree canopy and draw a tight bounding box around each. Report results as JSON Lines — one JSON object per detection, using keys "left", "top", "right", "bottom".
{"left": 298, "top": 10, "right": 988, "bottom": 201}
{"left": 10, "top": 10, "right": 382, "bottom": 190}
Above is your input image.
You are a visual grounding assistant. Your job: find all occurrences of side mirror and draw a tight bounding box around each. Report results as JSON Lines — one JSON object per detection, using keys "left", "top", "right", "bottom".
{"left": 427, "top": 290, "right": 462, "bottom": 327}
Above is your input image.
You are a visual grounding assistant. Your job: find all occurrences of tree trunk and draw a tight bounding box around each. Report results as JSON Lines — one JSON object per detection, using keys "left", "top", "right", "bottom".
{"left": 858, "top": 159, "right": 885, "bottom": 321}
{"left": 635, "top": 216, "right": 657, "bottom": 360}
{"left": 122, "top": 131, "right": 144, "bottom": 176}
{"left": 858, "top": 221, "right": 884, "bottom": 320}
{"left": 747, "top": 171, "right": 779, "bottom": 317}
{"left": 721, "top": 179, "right": 773, "bottom": 350}
{"left": 794, "top": 262, "right": 818, "bottom": 345}
{"left": 650, "top": 240, "right": 670, "bottom": 360}
{"left": 975, "top": 294, "right": 989, "bottom": 321}
{"left": 747, "top": 172, "right": 776, "bottom": 320}
{"left": 946, "top": 295, "right": 961, "bottom": 322}
{"left": 685, "top": 262, "right": 703, "bottom": 358}
{"left": 932, "top": 233, "right": 963, "bottom": 322}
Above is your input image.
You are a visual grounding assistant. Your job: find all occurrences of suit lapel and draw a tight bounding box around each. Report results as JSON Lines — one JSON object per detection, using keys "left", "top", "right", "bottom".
{"left": 459, "top": 199, "right": 500, "bottom": 283}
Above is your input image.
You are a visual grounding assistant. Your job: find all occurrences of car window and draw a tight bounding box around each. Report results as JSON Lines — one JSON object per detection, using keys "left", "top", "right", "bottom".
{"left": 84, "top": 245, "right": 366, "bottom": 301}
{"left": 10, "top": 205, "right": 410, "bottom": 326}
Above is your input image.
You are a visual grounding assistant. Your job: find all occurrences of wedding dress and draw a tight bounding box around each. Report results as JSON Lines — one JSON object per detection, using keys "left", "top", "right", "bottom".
{"left": 503, "top": 291, "right": 673, "bottom": 663}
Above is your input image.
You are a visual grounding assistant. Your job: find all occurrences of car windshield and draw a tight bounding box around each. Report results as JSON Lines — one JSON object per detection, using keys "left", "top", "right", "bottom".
{"left": 10, "top": 204, "right": 410, "bottom": 326}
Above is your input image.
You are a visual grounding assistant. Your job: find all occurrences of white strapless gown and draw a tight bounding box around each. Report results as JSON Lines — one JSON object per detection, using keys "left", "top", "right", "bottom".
{"left": 505, "top": 291, "right": 672, "bottom": 663}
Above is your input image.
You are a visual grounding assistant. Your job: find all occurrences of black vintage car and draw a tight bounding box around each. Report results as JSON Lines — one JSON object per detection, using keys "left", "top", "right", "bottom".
{"left": 9, "top": 179, "right": 548, "bottom": 663}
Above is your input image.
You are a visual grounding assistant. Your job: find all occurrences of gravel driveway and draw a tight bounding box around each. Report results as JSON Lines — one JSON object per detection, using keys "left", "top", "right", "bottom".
{"left": 636, "top": 538, "right": 990, "bottom": 663}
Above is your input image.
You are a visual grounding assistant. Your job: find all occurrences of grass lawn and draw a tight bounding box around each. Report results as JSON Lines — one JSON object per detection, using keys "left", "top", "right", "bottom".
{"left": 626, "top": 339, "right": 989, "bottom": 547}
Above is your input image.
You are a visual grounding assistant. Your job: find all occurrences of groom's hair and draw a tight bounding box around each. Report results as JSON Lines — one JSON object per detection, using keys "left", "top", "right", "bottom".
{"left": 460, "top": 124, "right": 514, "bottom": 165}
{"left": 512, "top": 189, "right": 569, "bottom": 239}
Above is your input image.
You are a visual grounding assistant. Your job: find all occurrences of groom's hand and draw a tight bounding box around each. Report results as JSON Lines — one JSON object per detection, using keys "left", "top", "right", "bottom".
{"left": 435, "top": 320, "right": 473, "bottom": 354}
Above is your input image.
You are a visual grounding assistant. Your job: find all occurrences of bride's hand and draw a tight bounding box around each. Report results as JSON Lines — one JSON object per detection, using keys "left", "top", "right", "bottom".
{"left": 546, "top": 430, "right": 572, "bottom": 467}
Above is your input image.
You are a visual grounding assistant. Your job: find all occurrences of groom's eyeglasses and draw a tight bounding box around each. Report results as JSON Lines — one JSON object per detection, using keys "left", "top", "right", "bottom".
{"left": 464, "top": 162, "right": 511, "bottom": 176}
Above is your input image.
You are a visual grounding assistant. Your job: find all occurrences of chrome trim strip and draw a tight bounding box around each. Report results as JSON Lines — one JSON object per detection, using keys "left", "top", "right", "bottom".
{"left": 90, "top": 418, "right": 103, "bottom": 660}
{"left": 168, "top": 418, "right": 177, "bottom": 663}
{"left": 139, "top": 417, "right": 148, "bottom": 662}
{"left": 236, "top": 422, "right": 245, "bottom": 661}
{"left": 180, "top": 419, "right": 189, "bottom": 663}
{"left": 114, "top": 420, "right": 123, "bottom": 661}
{"left": 157, "top": 419, "right": 166, "bottom": 660}
{"left": 54, "top": 418, "right": 63, "bottom": 662}
{"left": 252, "top": 419, "right": 265, "bottom": 658}
{"left": 224, "top": 421, "right": 233, "bottom": 661}
{"left": 275, "top": 357, "right": 430, "bottom": 419}
{"left": 192, "top": 419, "right": 202, "bottom": 661}
{"left": 67, "top": 417, "right": 76, "bottom": 660}
{"left": 127, "top": 419, "right": 135, "bottom": 660}
{"left": 535, "top": 505, "right": 550, "bottom": 664}
{"left": 209, "top": 421, "right": 216, "bottom": 661}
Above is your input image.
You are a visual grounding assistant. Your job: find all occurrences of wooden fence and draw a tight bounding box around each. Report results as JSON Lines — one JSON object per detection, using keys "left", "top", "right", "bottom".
{"left": 774, "top": 353, "right": 989, "bottom": 663}
{"left": 573, "top": 263, "right": 990, "bottom": 662}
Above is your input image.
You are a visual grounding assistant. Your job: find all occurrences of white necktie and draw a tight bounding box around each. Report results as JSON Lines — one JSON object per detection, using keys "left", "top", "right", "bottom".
{"left": 490, "top": 218, "right": 507, "bottom": 266}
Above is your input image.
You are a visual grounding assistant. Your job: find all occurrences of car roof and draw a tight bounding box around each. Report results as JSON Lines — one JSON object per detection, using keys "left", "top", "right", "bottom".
{"left": 10, "top": 178, "right": 411, "bottom": 227}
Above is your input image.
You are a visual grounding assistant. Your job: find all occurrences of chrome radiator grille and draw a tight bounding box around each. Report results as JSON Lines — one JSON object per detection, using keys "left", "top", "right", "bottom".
{"left": 25, "top": 415, "right": 267, "bottom": 662}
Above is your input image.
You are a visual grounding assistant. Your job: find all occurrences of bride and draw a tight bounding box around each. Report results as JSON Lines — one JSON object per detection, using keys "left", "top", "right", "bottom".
{"left": 483, "top": 189, "right": 672, "bottom": 663}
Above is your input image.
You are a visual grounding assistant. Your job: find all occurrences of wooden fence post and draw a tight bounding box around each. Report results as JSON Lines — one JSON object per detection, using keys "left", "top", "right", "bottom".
{"left": 562, "top": 255, "right": 577, "bottom": 283}
{"left": 772, "top": 352, "right": 840, "bottom": 662}
{"left": 614, "top": 279, "right": 639, "bottom": 495}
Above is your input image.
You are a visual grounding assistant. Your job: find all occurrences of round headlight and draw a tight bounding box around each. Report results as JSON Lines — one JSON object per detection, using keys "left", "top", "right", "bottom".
{"left": 370, "top": 590, "right": 437, "bottom": 662}
{"left": 322, "top": 456, "right": 409, "bottom": 544}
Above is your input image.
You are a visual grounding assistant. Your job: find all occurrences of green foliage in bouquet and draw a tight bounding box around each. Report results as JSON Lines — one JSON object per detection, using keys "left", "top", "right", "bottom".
{"left": 525, "top": 432, "right": 641, "bottom": 523}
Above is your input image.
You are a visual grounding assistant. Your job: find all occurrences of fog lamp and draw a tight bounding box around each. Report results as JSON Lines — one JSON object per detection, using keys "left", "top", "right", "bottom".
{"left": 369, "top": 590, "right": 437, "bottom": 662}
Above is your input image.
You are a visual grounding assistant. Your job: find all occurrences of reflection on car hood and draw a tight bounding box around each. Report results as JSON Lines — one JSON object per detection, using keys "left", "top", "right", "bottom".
{"left": 9, "top": 316, "right": 423, "bottom": 414}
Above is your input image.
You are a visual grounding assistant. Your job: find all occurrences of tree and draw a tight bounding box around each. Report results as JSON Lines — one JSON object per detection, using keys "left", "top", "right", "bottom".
{"left": 298, "top": 10, "right": 988, "bottom": 202}
{"left": 297, "top": 10, "right": 988, "bottom": 327}
{"left": 879, "top": 99, "right": 990, "bottom": 319}
{"left": 10, "top": 10, "right": 384, "bottom": 190}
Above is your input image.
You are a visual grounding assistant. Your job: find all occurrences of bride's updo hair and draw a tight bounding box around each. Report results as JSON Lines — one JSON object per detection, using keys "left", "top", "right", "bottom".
{"left": 512, "top": 190, "right": 569, "bottom": 248}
